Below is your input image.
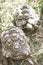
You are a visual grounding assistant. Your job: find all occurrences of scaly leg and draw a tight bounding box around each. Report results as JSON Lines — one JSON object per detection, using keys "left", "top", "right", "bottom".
{"left": 3, "top": 56, "right": 8, "bottom": 65}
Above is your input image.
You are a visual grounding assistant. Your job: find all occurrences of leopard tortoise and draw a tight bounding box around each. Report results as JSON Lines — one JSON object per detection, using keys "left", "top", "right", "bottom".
{"left": 1, "top": 24, "right": 39, "bottom": 65}
{"left": 1, "top": 26, "right": 30, "bottom": 59}
{"left": 1, "top": 25, "right": 31, "bottom": 60}
{"left": 13, "top": 4, "right": 39, "bottom": 31}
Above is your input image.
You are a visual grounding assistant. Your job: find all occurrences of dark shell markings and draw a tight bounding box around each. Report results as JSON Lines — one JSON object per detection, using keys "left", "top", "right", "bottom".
{"left": 14, "top": 4, "right": 39, "bottom": 30}
{"left": 1, "top": 25, "right": 31, "bottom": 60}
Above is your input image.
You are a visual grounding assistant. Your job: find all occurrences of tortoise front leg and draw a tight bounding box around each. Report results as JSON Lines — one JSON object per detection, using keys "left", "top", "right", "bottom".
{"left": 9, "top": 59, "right": 14, "bottom": 65}
{"left": 3, "top": 56, "right": 8, "bottom": 65}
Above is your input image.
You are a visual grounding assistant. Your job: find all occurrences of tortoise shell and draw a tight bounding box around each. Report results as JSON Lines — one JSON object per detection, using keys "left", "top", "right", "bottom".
{"left": 14, "top": 4, "right": 39, "bottom": 30}
{"left": 1, "top": 25, "right": 31, "bottom": 60}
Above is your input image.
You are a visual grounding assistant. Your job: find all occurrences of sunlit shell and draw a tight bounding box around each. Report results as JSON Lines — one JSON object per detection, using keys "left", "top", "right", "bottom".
{"left": 14, "top": 4, "right": 39, "bottom": 30}
{"left": 1, "top": 25, "right": 31, "bottom": 59}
